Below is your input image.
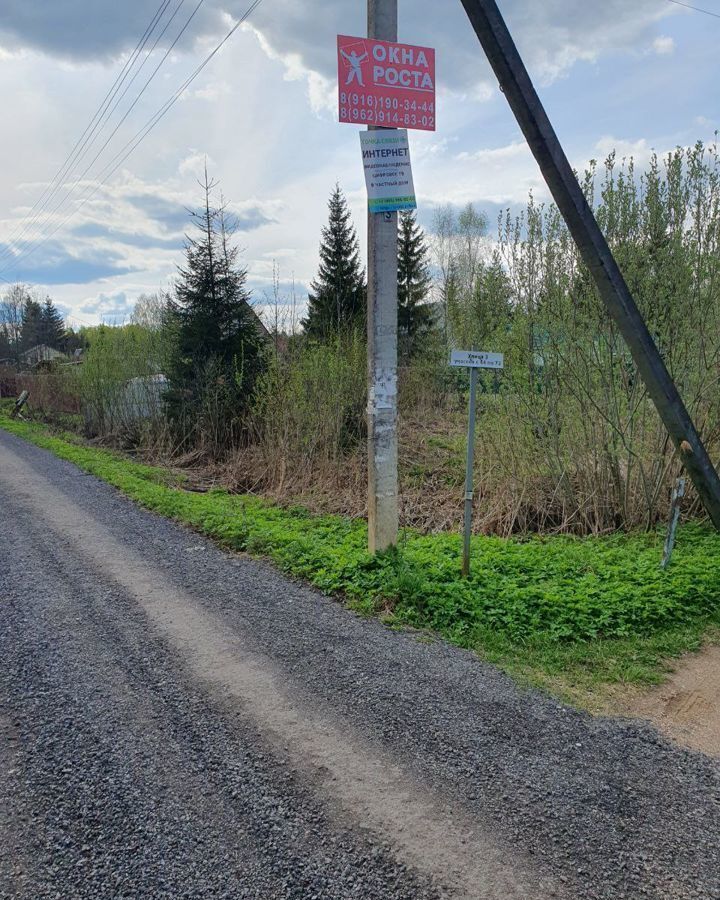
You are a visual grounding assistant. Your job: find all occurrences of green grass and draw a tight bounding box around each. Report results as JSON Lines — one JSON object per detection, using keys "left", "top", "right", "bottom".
{"left": 3, "top": 413, "right": 719, "bottom": 704}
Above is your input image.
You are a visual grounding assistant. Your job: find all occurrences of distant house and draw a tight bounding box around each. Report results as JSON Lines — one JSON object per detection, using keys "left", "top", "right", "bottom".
{"left": 248, "top": 304, "right": 270, "bottom": 341}
{"left": 21, "top": 344, "right": 67, "bottom": 368}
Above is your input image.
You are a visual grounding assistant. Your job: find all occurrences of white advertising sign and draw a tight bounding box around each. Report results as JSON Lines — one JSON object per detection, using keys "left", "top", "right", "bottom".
{"left": 449, "top": 350, "right": 504, "bottom": 370}
{"left": 359, "top": 129, "right": 416, "bottom": 213}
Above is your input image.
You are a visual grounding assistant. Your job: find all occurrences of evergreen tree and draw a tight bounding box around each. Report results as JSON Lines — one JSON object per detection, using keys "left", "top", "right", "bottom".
{"left": 20, "top": 297, "right": 43, "bottom": 350}
{"left": 38, "top": 297, "right": 66, "bottom": 349}
{"left": 397, "top": 210, "right": 433, "bottom": 360}
{"left": 304, "top": 184, "right": 366, "bottom": 339}
{"left": 165, "top": 171, "right": 265, "bottom": 449}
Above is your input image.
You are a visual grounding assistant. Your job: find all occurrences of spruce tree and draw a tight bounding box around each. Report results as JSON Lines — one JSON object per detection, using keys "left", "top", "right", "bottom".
{"left": 20, "top": 297, "right": 43, "bottom": 350}
{"left": 165, "top": 172, "right": 265, "bottom": 448}
{"left": 39, "top": 297, "right": 66, "bottom": 349}
{"left": 397, "top": 210, "right": 433, "bottom": 360}
{"left": 304, "top": 184, "right": 366, "bottom": 339}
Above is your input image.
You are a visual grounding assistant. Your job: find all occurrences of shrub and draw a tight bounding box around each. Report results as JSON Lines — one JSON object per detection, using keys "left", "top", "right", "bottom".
{"left": 252, "top": 331, "right": 366, "bottom": 479}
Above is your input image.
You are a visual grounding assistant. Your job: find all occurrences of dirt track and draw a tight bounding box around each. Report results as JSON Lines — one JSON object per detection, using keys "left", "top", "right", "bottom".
{"left": 620, "top": 642, "right": 720, "bottom": 757}
{"left": 1, "top": 428, "right": 719, "bottom": 899}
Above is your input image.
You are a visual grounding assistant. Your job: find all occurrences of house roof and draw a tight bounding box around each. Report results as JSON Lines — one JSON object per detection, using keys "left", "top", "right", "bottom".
{"left": 20, "top": 344, "right": 67, "bottom": 366}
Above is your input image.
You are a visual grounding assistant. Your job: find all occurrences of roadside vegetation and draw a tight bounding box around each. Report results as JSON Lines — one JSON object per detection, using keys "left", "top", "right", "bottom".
{"left": 2, "top": 411, "right": 719, "bottom": 703}
{"left": 3, "top": 144, "right": 720, "bottom": 703}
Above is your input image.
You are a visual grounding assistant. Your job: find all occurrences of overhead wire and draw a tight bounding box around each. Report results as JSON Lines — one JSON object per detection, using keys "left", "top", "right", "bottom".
{"left": 0, "top": 0, "right": 266, "bottom": 279}
{"left": 665, "top": 0, "right": 720, "bottom": 19}
{"left": 19, "top": 0, "right": 186, "bottom": 241}
{"left": 1, "top": 0, "right": 206, "bottom": 270}
{"left": 84, "top": 0, "right": 190, "bottom": 149}
{"left": 0, "top": 0, "right": 175, "bottom": 263}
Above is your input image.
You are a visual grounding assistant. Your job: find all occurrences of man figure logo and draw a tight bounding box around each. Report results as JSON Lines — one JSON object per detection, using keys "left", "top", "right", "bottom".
{"left": 341, "top": 48, "right": 368, "bottom": 86}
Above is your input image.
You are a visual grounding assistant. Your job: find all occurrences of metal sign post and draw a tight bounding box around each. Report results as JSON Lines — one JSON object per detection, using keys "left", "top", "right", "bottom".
{"left": 450, "top": 351, "right": 504, "bottom": 576}
{"left": 661, "top": 477, "right": 686, "bottom": 569}
{"left": 462, "top": 366, "right": 479, "bottom": 578}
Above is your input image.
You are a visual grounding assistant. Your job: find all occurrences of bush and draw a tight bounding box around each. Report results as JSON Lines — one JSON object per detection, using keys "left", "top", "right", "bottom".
{"left": 0, "top": 365, "right": 18, "bottom": 399}
{"left": 80, "top": 324, "right": 170, "bottom": 443}
{"left": 430, "top": 143, "right": 720, "bottom": 533}
{"left": 252, "top": 332, "right": 366, "bottom": 480}
{"left": 17, "top": 367, "right": 82, "bottom": 424}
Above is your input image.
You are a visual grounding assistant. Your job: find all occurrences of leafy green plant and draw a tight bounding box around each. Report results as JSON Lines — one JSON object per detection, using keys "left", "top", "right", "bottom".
{"left": 252, "top": 331, "right": 366, "bottom": 474}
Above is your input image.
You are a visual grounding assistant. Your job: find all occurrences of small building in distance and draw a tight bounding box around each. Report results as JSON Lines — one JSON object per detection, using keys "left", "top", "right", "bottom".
{"left": 20, "top": 344, "right": 67, "bottom": 368}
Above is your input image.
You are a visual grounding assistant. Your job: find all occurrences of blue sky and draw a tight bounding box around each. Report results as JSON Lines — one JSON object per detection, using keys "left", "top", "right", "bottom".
{"left": 0, "top": 0, "right": 717, "bottom": 326}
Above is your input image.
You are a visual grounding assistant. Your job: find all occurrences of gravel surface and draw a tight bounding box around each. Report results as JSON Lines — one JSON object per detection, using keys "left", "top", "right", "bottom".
{"left": 1, "top": 428, "right": 720, "bottom": 899}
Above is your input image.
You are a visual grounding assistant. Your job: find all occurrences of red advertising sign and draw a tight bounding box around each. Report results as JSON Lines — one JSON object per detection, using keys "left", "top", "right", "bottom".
{"left": 337, "top": 35, "right": 436, "bottom": 132}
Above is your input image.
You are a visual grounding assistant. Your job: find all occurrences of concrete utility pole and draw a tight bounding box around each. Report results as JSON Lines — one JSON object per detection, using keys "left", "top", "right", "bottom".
{"left": 367, "top": 0, "right": 399, "bottom": 552}
{"left": 459, "top": 0, "right": 720, "bottom": 530}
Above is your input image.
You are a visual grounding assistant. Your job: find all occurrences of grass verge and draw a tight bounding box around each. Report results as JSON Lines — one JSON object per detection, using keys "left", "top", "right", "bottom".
{"left": 3, "top": 413, "right": 719, "bottom": 706}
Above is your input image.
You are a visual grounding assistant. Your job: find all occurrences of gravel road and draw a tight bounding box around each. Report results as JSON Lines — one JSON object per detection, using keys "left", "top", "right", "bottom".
{"left": 1, "top": 428, "right": 719, "bottom": 900}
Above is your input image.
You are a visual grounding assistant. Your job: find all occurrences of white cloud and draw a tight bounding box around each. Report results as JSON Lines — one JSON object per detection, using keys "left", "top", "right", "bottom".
{"left": 253, "top": 30, "right": 336, "bottom": 116}
{"left": 652, "top": 36, "right": 675, "bottom": 56}
{"left": 0, "top": 46, "right": 26, "bottom": 62}
{"left": 247, "top": 0, "right": 673, "bottom": 90}
{"left": 178, "top": 152, "right": 216, "bottom": 179}
{"left": 0, "top": 0, "right": 713, "bottom": 330}
{"left": 446, "top": 142, "right": 543, "bottom": 205}
{"left": 79, "top": 290, "right": 134, "bottom": 321}
{"left": 593, "top": 136, "right": 653, "bottom": 165}
{"left": 0, "top": 1, "right": 674, "bottom": 91}
{"left": 190, "top": 80, "right": 232, "bottom": 102}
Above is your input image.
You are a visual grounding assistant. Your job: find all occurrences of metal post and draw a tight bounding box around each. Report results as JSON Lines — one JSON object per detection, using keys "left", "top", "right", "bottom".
{"left": 10, "top": 390, "right": 29, "bottom": 420}
{"left": 459, "top": 0, "right": 720, "bottom": 530}
{"left": 462, "top": 367, "right": 478, "bottom": 577}
{"left": 662, "top": 477, "right": 686, "bottom": 569}
{"left": 367, "top": 0, "right": 399, "bottom": 553}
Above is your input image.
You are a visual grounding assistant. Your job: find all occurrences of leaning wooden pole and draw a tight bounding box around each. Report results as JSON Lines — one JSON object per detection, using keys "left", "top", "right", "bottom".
{"left": 459, "top": 0, "right": 720, "bottom": 529}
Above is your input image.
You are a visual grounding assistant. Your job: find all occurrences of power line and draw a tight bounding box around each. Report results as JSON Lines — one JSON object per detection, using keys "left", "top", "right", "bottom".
{"left": 20, "top": 0, "right": 186, "bottom": 242}
{"left": 0, "top": 0, "right": 266, "bottom": 279}
{"left": 0, "top": 0, "right": 175, "bottom": 263}
{"left": 1, "top": 0, "right": 205, "bottom": 270}
{"left": 88, "top": 0, "right": 189, "bottom": 148}
{"left": 66, "top": 314, "right": 95, "bottom": 329}
{"left": 0, "top": 0, "right": 173, "bottom": 257}
{"left": 666, "top": 0, "right": 720, "bottom": 19}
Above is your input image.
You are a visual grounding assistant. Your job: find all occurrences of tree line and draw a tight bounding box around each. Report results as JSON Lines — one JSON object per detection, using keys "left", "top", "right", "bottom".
{"left": 74, "top": 175, "right": 438, "bottom": 453}
{"left": 7, "top": 142, "right": 720, "bottom": 534}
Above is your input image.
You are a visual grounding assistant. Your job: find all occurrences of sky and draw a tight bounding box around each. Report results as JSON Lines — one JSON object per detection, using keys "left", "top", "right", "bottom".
{"left": 0, "top": 0, "right": 717, "bottom": 327}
